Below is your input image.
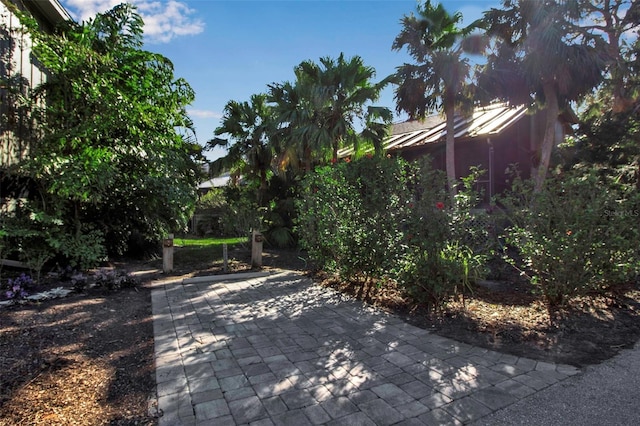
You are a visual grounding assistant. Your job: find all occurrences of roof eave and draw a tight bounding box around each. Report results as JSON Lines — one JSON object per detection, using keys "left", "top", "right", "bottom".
{"left": 27, "top": 0, "right": 72, "bottom": 28}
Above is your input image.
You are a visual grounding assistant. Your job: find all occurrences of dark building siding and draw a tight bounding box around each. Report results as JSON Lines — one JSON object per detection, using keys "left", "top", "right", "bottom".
{"left": 391, "top": 110, "right": 552, "bottom": 203}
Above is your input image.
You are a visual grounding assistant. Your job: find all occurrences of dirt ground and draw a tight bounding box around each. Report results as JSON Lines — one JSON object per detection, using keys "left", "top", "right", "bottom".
{"left": 1, "top": 246, "right": 639, "bottom": 425}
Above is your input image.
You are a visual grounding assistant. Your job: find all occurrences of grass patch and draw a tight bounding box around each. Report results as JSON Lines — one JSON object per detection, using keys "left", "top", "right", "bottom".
{"left": 175, "top": 236, "right": 248, "bottom": 247}
{"left": 172, "top": 236, "right": 248, "bottom": 268}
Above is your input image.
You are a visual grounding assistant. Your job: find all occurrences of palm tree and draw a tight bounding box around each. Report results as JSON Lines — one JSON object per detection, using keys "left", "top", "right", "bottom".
{"left": 269, "top": 53, "right": 392, "bottom": 172}
{"left": 208, "top": 93, "right": 275, "bottom": 204}
{"left": 268, "top": 79, "right": 317, "bottom": 173}
{"left": 361, "top": 106, "right": 395, "bottom": 156}
{"left": 479, "top": 0, "right": 606, "bottom": 192}
{"left": 392, "top": 0, "right": 475, "bottom": 202}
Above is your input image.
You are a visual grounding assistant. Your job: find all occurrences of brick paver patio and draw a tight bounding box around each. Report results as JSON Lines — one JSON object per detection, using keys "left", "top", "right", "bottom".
{"left": 151, "top": 271, "right": 579, "bottom": 425}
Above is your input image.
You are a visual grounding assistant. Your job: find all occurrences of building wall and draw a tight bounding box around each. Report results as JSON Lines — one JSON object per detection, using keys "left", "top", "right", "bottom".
{"left": 394, "top": 111, "right": 559, "bottom": 203}
{"left": 1, "top": 0, "right": 69, "bottom": 168}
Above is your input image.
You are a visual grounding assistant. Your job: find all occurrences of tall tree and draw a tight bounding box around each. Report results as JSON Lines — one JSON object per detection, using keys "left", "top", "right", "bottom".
{"left": 479, "top": 0, "right": 606, "bottom": 192}
{"left": 10, "top": 4, "right": 200, "bottom": 261}
{"left": 269, "top": 53, "right": 392, "bottom": 172}
{"left": 392, "top": 0, "right": 476, "bottom": 202}
{"left": 209, "top": 93, "right": 275, "bottom": 204}
{"left": 566, "top": 0, "right": 640, "bottom": 113}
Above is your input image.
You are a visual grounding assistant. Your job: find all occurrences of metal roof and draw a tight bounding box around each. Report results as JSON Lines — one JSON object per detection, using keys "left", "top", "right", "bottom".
{"left": 199, "top": 173, "right": 232, "bottom": 190}
{"left": 387, "top": 103, "right": 528, "bottom": 151}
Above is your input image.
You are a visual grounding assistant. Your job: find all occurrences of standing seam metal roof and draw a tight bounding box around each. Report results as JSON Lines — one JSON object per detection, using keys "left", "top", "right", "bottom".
{"left": 387, "top": 103, "right": 528, "bottom": 151}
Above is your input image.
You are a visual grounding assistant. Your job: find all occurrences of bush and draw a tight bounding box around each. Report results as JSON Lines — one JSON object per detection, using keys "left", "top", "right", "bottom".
{"left": 394, "top": 162, "right": 488, "bottom": 311}
{"left": 219, "top": 186, "right": 261, "bottom": 238}
{"left": 193, "top": 188, "right": 226, "bottom": 237}
{"left": 1, "top": 203, "right": 62, "bottom": 281}
{"left": 297, "top": 156, "right": 488, "bottom": 310}
{"left": 1, "top": 201, "right": 108, "bottom": 279}
{"left": 296, "top": 155, "right": 408, "bottom": 281}
{"left": 55, "top": 229, "right": 107, "bottom": 271}
{"left": 500, "top": 168, "right": 640, "bottom": 308}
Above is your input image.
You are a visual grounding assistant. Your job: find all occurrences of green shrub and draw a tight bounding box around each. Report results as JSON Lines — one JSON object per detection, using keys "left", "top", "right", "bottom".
{"left": 260, "top": 196, "right": 297, "bottom": 248}
{"left": 219, "top": 186, "right": 261, "bottom": 237}
{"left": 500, "top": 168, "right": 640, "bottom": 308}
{"left": 297, "top": 156, "right": 488, "bottom": 310}
{"left": 56, "top": 229, "right": 107, "bottom": 271}
{"left": 1, "top": 201, "right": 107, "bottom": 279}
{"left": 393, "top": 161, "right": 488, "bottom": 311}
{"left": 296, "top": 155, "right": 408, "bottom": 280}
{"left": 1, "top": 203, "right": 60, "bottom": 281}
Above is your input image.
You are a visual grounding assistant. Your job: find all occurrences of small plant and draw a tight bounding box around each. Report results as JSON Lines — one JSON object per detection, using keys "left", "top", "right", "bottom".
{"left": 3, "top": 273, "right": 34, "bottom": 300}
{"left": 94, "top": 269, "right": 139, "bottom": 291}
{"left": 71, "top": 272, "right": 89, "bottom": 292}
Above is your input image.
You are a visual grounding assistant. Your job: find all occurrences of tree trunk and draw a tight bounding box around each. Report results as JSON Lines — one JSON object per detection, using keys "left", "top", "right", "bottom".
{"left": 533, "top": 82, "right": 560, "bottom": 193}
{"left": 303, "top": 145, "right": 312, "bottom": 174}
{"left": 258, "top": 169, "right": 267, "bottom": 206}
{"left": 74, "top": 201, "right": 82, "bottom": 238}
{"left": 444, "top": 96, "right": 457, "bottom": 203}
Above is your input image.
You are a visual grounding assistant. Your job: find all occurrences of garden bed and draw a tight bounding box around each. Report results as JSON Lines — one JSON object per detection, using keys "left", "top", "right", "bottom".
{"left": 0, "top": 272, "right": 159, "bottom": 425}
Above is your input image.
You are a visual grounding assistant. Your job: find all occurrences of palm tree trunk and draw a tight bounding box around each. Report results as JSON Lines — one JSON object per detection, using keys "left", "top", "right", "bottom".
{"left": 444, "top": 97, "right": 457, "bottom": 203}
{"left": 258, "top": 169, "right": 267, "bottom": 206}
{"left": 534, "top": 81, "right": 560, "bottom": 193}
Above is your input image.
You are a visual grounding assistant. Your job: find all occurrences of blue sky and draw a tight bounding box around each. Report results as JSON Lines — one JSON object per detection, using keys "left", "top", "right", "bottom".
{"left": 60, "top": 0, "right": 499, "bottom": 160}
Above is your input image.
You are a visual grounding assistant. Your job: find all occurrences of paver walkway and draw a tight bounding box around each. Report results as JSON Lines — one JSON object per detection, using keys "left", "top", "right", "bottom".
{"left": 151, "top": 270, "right": 580, "bottom": 425}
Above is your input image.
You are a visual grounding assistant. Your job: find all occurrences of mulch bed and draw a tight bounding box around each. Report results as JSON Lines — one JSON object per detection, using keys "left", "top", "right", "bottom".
{"left": 320, "top": 275, "right": 640, "bottom": 367}
{"left": 1, "top": 247, "right": 639, "bottom": 424}
{"left": 0, "top": 280, "right": 157, "bottom": 425}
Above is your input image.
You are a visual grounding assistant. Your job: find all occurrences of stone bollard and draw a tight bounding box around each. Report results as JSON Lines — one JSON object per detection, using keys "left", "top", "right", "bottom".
{"left": 163, "top": 234, "right": 174, "bottom": 273}
{"left": 251, "top": 230, "right": 263, "bottom": 268}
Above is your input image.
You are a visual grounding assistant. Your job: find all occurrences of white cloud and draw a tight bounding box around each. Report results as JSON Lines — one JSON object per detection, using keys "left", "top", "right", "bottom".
{"left": 187, "top": 109, "right": 222, "bottom": 119}
{"left": 63, "top": 0, "right": 205, "bottom": 44}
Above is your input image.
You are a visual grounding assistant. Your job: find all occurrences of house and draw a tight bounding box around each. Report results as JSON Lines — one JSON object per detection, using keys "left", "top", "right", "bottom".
{"left": 1, "top": 0, "right": 70, "bottom": 267}
{"left": 385, "top": 102, "right": 573, "bottom": 201}
{"left": 1, "top": 0, "right": 71, "bottom": 168}
{"left": 198, "top": 172, "right": 235, "bottom": 194}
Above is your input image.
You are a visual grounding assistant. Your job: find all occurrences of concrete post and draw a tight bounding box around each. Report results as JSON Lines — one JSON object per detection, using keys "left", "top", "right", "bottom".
{"left": 163, "top": 234, "right": 174, "bottom": 273}
{"left": 251, "top": 230, "right": 263, "bottom": 268}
